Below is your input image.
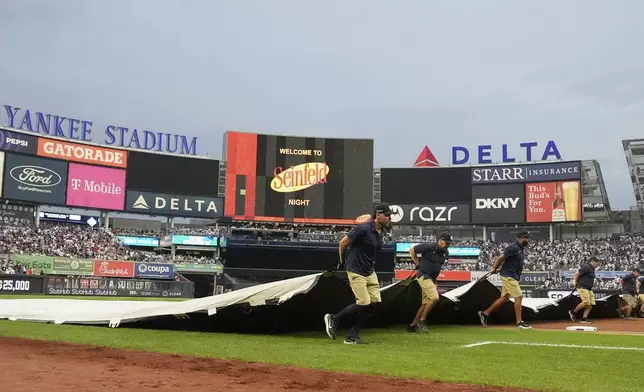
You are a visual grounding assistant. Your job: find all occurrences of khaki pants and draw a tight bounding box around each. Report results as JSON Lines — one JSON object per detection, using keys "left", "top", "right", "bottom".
{"left": 347, "top": 271, "right": 381, "bottom": 306}
{"left": 500, "top": 276, "right": 522, "bottom": 299}
{"left": 577, "top": 288, "right": 596, "bottom": 306}
{"left": 623, "top": 294, "right": 637, "bottom": 308}
{"left": 417, "top": 276, "right": 439, "bottom": 305}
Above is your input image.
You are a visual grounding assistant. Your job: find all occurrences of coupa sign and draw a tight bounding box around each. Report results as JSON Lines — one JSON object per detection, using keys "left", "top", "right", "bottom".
{"left": 270, "top": 162, "right": 330, "bottom": 192}
{"left": 134, "top": 262, "right": 174, "bottom": 279}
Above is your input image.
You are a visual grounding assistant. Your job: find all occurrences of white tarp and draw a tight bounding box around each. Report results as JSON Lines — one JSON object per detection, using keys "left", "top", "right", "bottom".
{"left": 0, "top": 273, "right": 323, "bottom": 327}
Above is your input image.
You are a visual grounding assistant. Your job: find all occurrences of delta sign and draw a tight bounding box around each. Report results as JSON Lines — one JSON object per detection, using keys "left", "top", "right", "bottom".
{"left": 414, "top": 141, "right": 562, "bottom": 167}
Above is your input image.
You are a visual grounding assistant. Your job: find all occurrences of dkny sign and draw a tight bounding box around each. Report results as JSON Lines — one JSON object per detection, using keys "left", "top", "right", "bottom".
{"left": 471, "top": 183, "right": 525, "bottom": 224}
{"left": 388, "top": 204, "right": 470, "bottom": 225}
{"left": 125, "top": 190, "right": 223, "bottom": 218}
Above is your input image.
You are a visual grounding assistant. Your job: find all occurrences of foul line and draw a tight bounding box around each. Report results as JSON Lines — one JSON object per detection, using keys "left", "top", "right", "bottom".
{"left": 461, "top": 341, "right": 644, "bottom": 351}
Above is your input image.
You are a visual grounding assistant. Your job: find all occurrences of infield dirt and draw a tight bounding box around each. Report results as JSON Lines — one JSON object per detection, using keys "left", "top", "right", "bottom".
{"left": 0, "top": 336, "right": 533, "bottom": 392}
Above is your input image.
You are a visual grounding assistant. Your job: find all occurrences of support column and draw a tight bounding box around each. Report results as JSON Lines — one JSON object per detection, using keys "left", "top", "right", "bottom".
{"left": 549, "top": 224, "right": 554, "bottom": 242}
{"left": 35, "top": 205, "right": 40, "bottom": 227}
{"left": 104, "top": 212, "right": 109, "bottom": 230}
{"left": 482, "top": 225, "right": 487, "bottom": 241}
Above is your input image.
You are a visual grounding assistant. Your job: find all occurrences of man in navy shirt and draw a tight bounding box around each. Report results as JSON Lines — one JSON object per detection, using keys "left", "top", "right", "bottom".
{"left": 636, "top": 275, "right": 644, "bottom": 318}
{"left": 324, "top": 203, "right": 392, "bottom": 344}
{"left": 478, "top": 231, "right": 531, "bottom": 329}
{"left": 618, "top": 268, "right": 640, "bottom": 319}
{"left": 568, "top": 256, "right": 601, "bottom": 323}
{"left": 407, "top": 233, "right": 452, "bottom": 333}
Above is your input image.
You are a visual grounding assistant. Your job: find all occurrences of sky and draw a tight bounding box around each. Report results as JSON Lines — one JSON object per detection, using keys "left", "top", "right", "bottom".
{"left": 1, "top": 0, "right": 643, "bottom": 210}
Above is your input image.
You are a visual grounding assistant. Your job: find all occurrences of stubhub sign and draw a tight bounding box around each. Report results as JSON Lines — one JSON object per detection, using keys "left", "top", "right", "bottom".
{"left": 451, "top": 141, "right": 562, "bottom": 165}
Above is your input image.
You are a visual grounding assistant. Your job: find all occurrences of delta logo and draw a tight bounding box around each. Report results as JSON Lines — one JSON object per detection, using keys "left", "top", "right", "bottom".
{"left": 270, "top": 162, "right": 330, "bottom": 193}
{"left": 414, "top": 146, "right": 440, "bottom": 167}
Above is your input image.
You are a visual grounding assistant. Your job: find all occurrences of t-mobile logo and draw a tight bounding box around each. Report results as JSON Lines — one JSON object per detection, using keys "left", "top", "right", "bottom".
{"left": 71, "top": 178, "right": 81, "bottom": 190}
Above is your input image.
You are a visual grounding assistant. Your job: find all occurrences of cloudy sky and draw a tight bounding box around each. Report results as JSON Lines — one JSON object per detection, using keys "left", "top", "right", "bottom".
{"left": 1, "top": 1, "right": 643, "bottom": 210}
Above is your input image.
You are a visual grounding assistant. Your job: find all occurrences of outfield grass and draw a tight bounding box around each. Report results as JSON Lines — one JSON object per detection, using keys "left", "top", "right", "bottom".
{"left": 0, "top": 320, "right": 640, "bottom": 392}
{"left": 0, "top": 294, "right": 188, "bottom": 301}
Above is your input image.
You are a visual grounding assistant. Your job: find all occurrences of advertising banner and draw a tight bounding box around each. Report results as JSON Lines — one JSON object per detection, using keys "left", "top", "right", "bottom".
{"left": 0, "top": 201, "right": 35, "bottom": 227}
{"left": 488, "top": 226, "right": 549, "bottom": 243}
{"left": 0, "top": 129, "right": 38, "bottom": 155}
{"left": 3, "top": 153, "right": 68, "bottom": 205}
{"left": 471, "top": 161, "right": 581, "bottom": 184}
{"left": 171, "top": 235, "right": 218, "bottom": 246}
{"left": 125, "top": 190, "right": 223, "bottom": 218}
{"left": 93, "top": 260, "right": 135, "bottom": 278}
{"left": 381, "top": 167, "right": 472, "bottom": 204}
{"left": 66, "top": 163, "right": 126, "bottom": 210}
{"left": 0, "top": 275, "right": 44, "bottom": 294}
{"left": 471, "top": 271, "right": 502, "bottom": 286}
{"left": 223, "top": 131, "right": 374, "bottom": 225}
{"left": 39, "top": 211, "right": 100, "bottom": 227}
{"left": 525, "top": 180, "right": 581, "bottom": 223}
{"left": 126, "top": 151, "right": 219, "bottom": 197}
{"left": 43, "top": 276, "right": 193, "bottom": 298}
{"left": 519, "top": 272, "right": 550, "bottom": 286}
{"left": 10, "top": 254, "right": 54, "bottom": 273}
{"left": 558, "top": 270, "right": 628, "bottom": 279}
{"left": 394, "top": 270, "right": 471, "bottom": 281}
{"left": 37, "top": 137, "right": 128, "bottom": 168}
{"left": 52, "top": 258, "right": 95, "bottom": 276}
{"left": 388, "top": 204, "right": 470, "bottom": 225}
{"left": 134, "top": 262, "right": 174, "bottom": 279}
{"left": 116, "top": 235, "right": 159, "bottom": 247}
{"left": 174, "top": 263, "right": 224, "bottom": 273}
{"left": 471, "top": 183, "right": 525, "bottom": 224}
{"left": 397, "top": 244, "right": 481, "bottom": 257}
{"left": 583, "top": 202, "right": 608, "bottom": 212}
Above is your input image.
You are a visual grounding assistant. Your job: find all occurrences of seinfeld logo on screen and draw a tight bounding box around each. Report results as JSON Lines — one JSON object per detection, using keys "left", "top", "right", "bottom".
{"left": 356, "top": 214, "right": 371, "bottom": 223}
{"left": 270, "top": 162, "right": 329, "bottom": 192}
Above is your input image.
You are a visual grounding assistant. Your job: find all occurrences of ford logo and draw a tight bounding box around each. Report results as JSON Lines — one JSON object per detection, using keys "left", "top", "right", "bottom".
{"left": 9, "top": 165, "right": 62, "bottom": 188}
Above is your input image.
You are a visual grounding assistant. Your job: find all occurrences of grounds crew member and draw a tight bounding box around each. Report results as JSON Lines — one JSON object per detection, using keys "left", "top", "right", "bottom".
{"left": 478, "top": 231, "right": 532, "bottom": 330}
{"left": 324, "top": 203, "right": 392, "bottom": 345}
{"left": 637, "top": 274, "right": 644, "bottom": 318}
{"left": 406, "top": 233, "right": 452, "bottom": 333}
{"left": 568, "top": 256, "right": 601, "bottom": 323}
{"left": 618, "top": 268, "right": 640, "bottom": 319}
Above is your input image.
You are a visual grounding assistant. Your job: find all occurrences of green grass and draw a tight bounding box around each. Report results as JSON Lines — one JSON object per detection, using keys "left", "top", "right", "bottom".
{"left": 0, "top": 320, "right": 641, "bottom": 392}
{"left": 0, "top": 294, "right": 188, "bottom": 301}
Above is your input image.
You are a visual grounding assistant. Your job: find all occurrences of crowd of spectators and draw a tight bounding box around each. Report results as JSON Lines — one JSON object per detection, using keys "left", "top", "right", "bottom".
{"left": 2, "top": 222, "right": 644, "bottom": 288}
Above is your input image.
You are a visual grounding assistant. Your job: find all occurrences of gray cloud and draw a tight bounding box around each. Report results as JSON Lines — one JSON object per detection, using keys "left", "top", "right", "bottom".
{"left": 1, "top": 0, "right": 643, "bottom": 209}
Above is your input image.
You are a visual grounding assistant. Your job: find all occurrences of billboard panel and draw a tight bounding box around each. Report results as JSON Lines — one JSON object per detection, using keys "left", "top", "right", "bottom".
{"left": 0, "top": 129, "right": 38, "bottom": 154}
{"left": 380, "top": 167, "right": 471, "bottom": 204}
{"left": 134, "top": 262, "right": 174, "bottom": 279}
{"left": 0, "top": 201, "right": 35, "bottom": 227}
{"left": 525, "top": 180, "right": 582, "bottom": 223}
{"left": 471, "top": 161, "right": 582, "bottom": 184}
{"left": 66, "top": 163, "right": 126, "bottom": 210}
{"left": 2, "top": 153, "right": 68, "bottom": 205}
{"left": 37, "top": 137, "right": 127, "bottom": 168}
{"left": 224, "top": 131, "right": 374, "bottom": 224}
{"left": 471, "top": 183, "right": 525, "bottom": 224}
{"left": 388, "top": 203, "right": 470, "bottom": 225}
{"left": 126, "top": 151, "right": 219, "bottom": 196}
{"left": 125, "top": 190, "right": 223, "bottom": 218}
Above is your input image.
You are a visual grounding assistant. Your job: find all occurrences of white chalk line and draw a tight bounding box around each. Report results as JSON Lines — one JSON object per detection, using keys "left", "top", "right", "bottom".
{"left": 461, "top": 341, "right": 644, "bottom": 351}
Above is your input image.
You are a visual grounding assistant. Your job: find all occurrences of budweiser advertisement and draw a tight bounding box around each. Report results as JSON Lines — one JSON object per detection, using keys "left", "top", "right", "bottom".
{"left": 66, "top": 163, "right": 126, "bottom": 210}
{"left": 37, "top": 137, "right": 128, "bottom": 168}
{"left": 525, "top": 180, "right": 582, "bottom": 223}
{"left": 223, "top": 131, "right": 374, "bottom": 224}
{"left": 93, "top": 260, "right": 135, "bottom": 278}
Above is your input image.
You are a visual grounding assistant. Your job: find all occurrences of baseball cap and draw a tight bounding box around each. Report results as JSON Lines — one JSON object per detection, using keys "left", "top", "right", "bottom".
{"left": 439, "top": 233, "right": 453, "bottom": 244}
{"left": 374, "top": 203, "right": 392, "bottom": 216}
{"left": 516, "top": 231, "right": 530, "bottom": 239}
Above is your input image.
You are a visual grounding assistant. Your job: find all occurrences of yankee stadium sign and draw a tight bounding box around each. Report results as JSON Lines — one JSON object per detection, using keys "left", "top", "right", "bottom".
{"left": 471, "top": 161, "right": 581, "bottom": 184}
{"left": 1, "top": 104, "right": 198, "bottom": 156}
